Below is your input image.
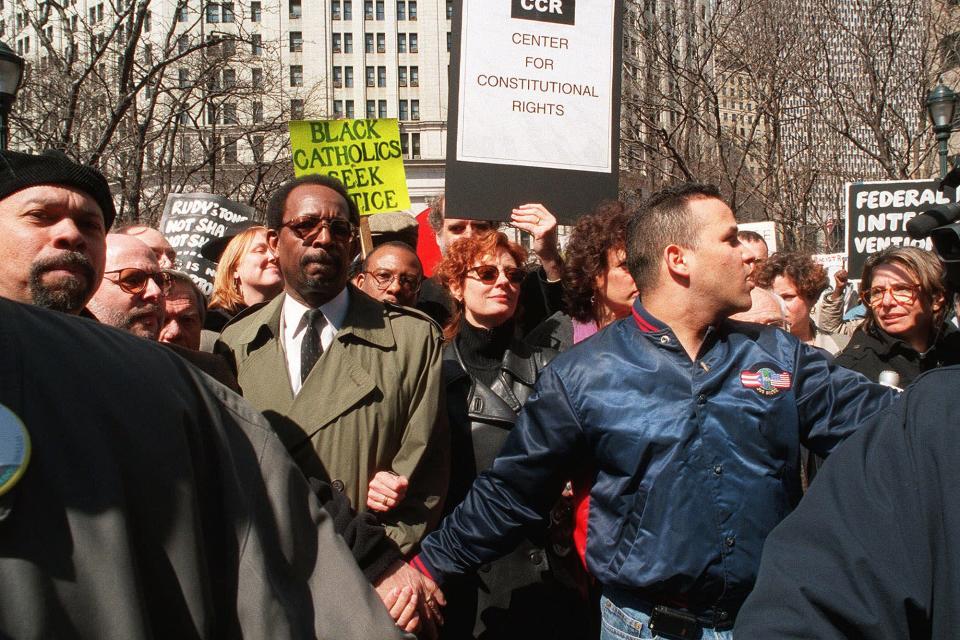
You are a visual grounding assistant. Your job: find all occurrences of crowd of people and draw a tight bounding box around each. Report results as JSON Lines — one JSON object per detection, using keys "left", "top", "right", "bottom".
{"left": 1, "top": 148, "right": 958, "bottom": 639}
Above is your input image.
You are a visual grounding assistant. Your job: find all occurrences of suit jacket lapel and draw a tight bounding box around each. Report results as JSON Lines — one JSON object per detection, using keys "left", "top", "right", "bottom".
{"left": 285, "top": 289, "right": 391, "bottom": 438}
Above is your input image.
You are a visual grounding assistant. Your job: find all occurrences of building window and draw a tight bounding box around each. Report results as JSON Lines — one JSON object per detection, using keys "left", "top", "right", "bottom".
{"left": 412, "top": 132, "right": 420, "bottom": 158}
{"left": 253, "top": 101, "right": 263, "bottom": 123}
{"left": 223, "top": 67, "right": 236, "bottom": 88}
{"left": 343, "top": 0, "right": 352, "bottom": 18}
{"left": 378, "top": 99, "right": 387, "bottom": 118}
{"left": 377, "top": 65, "right": 386, "bottom": 87}
{"left": 411, "top": 99, "right": 419, "bottom": 120}
{"left": 178, "top": 68, "right": 189, "bottom": 88}
{"left": 251, "top": 33, "right": 262, "bottom": 55}
{"left": 252, "top": 67, "right": 263, "bottom": 85}
{"left": 223, "top": 37, "right": 236, "bottom": 56}
{"left": 206, "top": 3, "right": 219, "bottom": 22}
{"left": 366, "top": 65, "right": 375, "bottom": 87}
{"left": 224, "top": 140, "right": 238, "bottom": 163}
{"left": 344, "top": 33, "right": 353, "bottom": 52}
{"left": 290, "top": 65, "right": 303, "bottom": 86}
{"left": 333, "top": 100, "right": 343, "bottom": 117}
{"left": 366, "top": 100, "right": 376, "bottom": 119}
{"left": 409, "top": 33, "right": 417, "bottom": 53}
{"left": 376, "top": 0, "right": 383, "bottom": 19}
{"left": 344, "top": 66, "right": 354, "bottom": 87}
{"left": 251, "top": 1, "right": 261, "bottom": 21}
{"left": 377, "top": 32, "right": 385, "bottom": 52}
{"left": 222, "top": 2, "right": 234, "bottom": 22}
{"left": 446, "top": 31, "right": 450, "bottom": 52}
{"left": 398, "top": 66, "right": 407, "bottom": 86}
{"left": 364, "top": 0, "right": 372, "bottom": 19}
{"left": 397, "top": 33, "right": 406, "bottom": 53}
{"left": 289, "top": 0, "right": 301, "bottom": 18}
{"left": 365, "top": 33, "right": 374, "bottom": 53}
{"left": 223, "top": 103, "right": 238, "bottom": 124}
{"left": 332, "top": 33, "right": 341, "bottom": 52}
{"left": 333, "top": 65, "right": 343, "bottom": 87}
{"left": 332, "top": 0, "right": 340, "bottom": 19}
{"left": 345, "top": 100, "right": 355, "bottom": 118}
{"left": 396, "top": 0, "right": 404, "bottom": 20}
{"left": 252, "top": 135, "right": 264, "bottom": 161}
{"left": 446, "top": 0, "right": 452, "bottom": 19}
{"left": 290, "top": 31, "right": 302, "bottom": 52}
{"left": 178, "top": 34, "right": 189, "bottom": 54}
{"left": 410, "top": 65, "right": 418, "bottom": 86}
{"left": 398, "top": 99, "right": 407, "bottom": 120}
{"left": 291, "top": 98, "right": 304, "bottom": 119}
{"left": 207, "top": 103, "right": 218, "bottom": 125}
{"left": 176, "top": 4, "right": 188, "bottom": 21}
{"left": 401, "top": 133, "right": 408, "bottom": 155}
{"left": 144, "top": 10, "right": 152, "bottom": 31}
{"left": 408, "top": 0, "right": 416, "bottom": 20}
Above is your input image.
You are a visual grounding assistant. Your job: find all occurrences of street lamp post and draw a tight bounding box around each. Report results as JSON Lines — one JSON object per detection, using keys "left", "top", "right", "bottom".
{"left": 0, "top": 41, "right": 24, "bottom": 150}
{"left": 927, "top": 82, "right": 958, "bottom": 180}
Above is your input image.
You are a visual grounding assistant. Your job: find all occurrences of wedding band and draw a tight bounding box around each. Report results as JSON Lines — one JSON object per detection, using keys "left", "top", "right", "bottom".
{"left": 382, "top": 496, "right": 388, "bottom": 506}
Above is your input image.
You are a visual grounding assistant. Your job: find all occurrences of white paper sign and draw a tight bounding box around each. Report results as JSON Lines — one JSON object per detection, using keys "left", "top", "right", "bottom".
{"left": 456, "top": 0, "right": 616, "bottom": 173}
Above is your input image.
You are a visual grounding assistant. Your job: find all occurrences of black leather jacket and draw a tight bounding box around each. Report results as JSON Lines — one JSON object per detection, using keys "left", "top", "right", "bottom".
{"left": 439, "top": 336, "right": 589, "bottom": 640}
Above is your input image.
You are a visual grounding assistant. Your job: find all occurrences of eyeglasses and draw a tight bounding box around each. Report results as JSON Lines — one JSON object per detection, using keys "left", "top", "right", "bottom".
{"left": 103, "top": 268, "right": 173, "bottom": 295}
{"left": 860, "top": 283, "right": 921, "bottom": 307}
{"left": 280, "top": 216, "right": 355, "bottom": 242}
{"left": 467, "top": 265, "right": 527, "bottom": 285}
{"left": 363, "top": 270, "right": 422, "bottom": 293}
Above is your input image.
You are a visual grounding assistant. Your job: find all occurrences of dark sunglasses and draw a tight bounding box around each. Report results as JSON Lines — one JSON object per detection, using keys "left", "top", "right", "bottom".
{"left": 103, "top": 268, "right": 173, "bottom": 295}
{"left": 281, "top": 216, "right": 355, "bottom": 242}
{"left": 467, "top": 265, "right": 527, "bottom": 285}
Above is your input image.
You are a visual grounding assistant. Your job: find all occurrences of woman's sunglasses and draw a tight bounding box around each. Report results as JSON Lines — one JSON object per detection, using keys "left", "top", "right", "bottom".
{"left": 467, "top": 265, "right": 527, "bottom": 285}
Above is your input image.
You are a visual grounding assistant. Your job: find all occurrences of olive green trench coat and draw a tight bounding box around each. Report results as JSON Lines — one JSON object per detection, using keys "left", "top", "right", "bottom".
{"left": 217, "top": 288, "right": 449, "bottom": 554}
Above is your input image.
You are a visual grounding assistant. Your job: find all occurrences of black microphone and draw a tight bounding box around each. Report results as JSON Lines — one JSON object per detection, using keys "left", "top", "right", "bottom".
{"left": 906, "top": 203, "right": 960, "bottom": 239}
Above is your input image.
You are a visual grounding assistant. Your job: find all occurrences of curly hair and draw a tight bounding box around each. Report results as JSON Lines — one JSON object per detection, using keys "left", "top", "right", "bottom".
{"left": 434, "top": 231, "right": 528, "bottom": 341}
{"left": 753, "top": 252, "right": 828, "bottom": 304}
{"left": 562, "top": 201, "right": 631, "bottom": 323}
{"left": 859, "top": 246, "right": 949, "bottom": 338}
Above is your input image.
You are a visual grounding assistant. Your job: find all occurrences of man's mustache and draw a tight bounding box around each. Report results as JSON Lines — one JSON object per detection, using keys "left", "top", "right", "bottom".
{"left": 31, "top": 251, "right": 96, "bottom": 283}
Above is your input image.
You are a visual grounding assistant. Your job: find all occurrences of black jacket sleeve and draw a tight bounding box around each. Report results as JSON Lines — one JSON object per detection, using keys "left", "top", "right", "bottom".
{"left": 517, "top": 268, "right": 564, "bottom": 338}
{"left": 734, "top": 368, "right": 960, "bottom": 638}
{"left": 307, "top": 477, "right": 403, "bottom": 583}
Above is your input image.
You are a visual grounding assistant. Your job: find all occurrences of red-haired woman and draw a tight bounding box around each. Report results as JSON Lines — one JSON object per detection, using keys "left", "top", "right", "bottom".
{"left": 434, "top": 231, "right": 589, "bottom": 640}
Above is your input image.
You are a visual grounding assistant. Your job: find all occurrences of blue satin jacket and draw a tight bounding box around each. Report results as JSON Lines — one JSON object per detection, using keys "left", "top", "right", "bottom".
{"left": 416, "top": 302, "right": 899, "bottom": 615}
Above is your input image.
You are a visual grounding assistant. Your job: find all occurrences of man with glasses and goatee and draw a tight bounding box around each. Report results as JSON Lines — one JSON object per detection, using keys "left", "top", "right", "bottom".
{"left": 216, "top": 174, "right": 449, "bottom": 636}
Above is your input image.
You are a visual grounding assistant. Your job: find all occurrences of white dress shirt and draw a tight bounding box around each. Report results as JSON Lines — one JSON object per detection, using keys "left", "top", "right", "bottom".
{"left": 280, "top": 287, "right": 350, "bottom": 395}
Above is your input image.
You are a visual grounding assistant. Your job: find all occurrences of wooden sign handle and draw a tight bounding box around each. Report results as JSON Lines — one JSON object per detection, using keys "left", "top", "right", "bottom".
{"left": 358, "top": 216, "right": 374, "bottom": 258}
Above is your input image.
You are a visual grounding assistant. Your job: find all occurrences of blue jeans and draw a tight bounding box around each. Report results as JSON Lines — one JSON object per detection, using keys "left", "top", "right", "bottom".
{"left": 599, "top": 594, "right": 734, "bottom": 640}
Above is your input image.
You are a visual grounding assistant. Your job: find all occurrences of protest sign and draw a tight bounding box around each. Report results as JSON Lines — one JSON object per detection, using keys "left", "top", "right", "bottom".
{"left": 159, "top": 193, "right": 256, "bottom": 295}
{"left": 289, "top": 118, "right": 410, "bottom": 215}
{"left": 444, "top": 0, "right": 621, "bottom": 224}
{"left": 845, "top": 180, "right": 955, "bottom": 280}
{"left": 738, "top": 221, "right": 778, "bottom": 253}
{"left": 812, "top": 252, "right": 846, "bottom": 282}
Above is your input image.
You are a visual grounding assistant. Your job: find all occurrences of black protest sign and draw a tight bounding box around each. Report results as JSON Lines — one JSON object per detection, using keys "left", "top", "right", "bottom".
{"left": 845, "top": 180, "right": 953, "bottom": 280}
{"left": 159, "top": 193, "right": 256, "bottom": 295}
{"left": 445, "top": 0, "right": 620, "bottom": 224}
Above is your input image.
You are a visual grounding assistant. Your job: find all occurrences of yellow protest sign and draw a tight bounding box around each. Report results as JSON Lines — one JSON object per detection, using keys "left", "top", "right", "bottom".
{"left": 289, "top": 118, "right": 411, "bottom": 215}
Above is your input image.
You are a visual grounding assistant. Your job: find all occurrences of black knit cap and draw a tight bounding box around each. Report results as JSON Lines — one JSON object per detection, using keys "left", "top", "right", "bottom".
{"left": 0, "top": 149, "right": 117, "bottom": 229}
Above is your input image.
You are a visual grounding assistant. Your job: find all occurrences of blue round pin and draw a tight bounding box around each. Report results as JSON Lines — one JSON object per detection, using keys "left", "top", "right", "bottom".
{"left": 0, "top": 404, "right": 30, "bottom": 496}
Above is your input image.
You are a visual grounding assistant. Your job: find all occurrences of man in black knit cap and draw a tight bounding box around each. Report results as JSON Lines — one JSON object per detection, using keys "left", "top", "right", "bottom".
{"left": 0, "top": 149, "right": 115, "bottom": 314}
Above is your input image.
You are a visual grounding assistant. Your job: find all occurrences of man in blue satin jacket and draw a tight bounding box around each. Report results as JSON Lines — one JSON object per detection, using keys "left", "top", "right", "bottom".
{"left": 410, "top": 183, "right": 898, "bottom": 639}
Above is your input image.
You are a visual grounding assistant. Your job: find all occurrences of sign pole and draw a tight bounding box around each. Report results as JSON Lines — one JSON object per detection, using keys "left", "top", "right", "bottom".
{"left": 358, "top": 217, "right": 374, "bottom": 258}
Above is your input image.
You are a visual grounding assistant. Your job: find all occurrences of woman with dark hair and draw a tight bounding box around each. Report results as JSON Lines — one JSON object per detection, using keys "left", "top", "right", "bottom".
{"left": 526, "top": 201, "right": 638, "bottom": 352}
{"left": 753, "top": 252, "right": 846, "bottom": 354}
{"left": 434, "top": 231, "right": 589, "bottom": 640}
{"left": 835, "top": 246, "right": 960, "bottom": 386}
